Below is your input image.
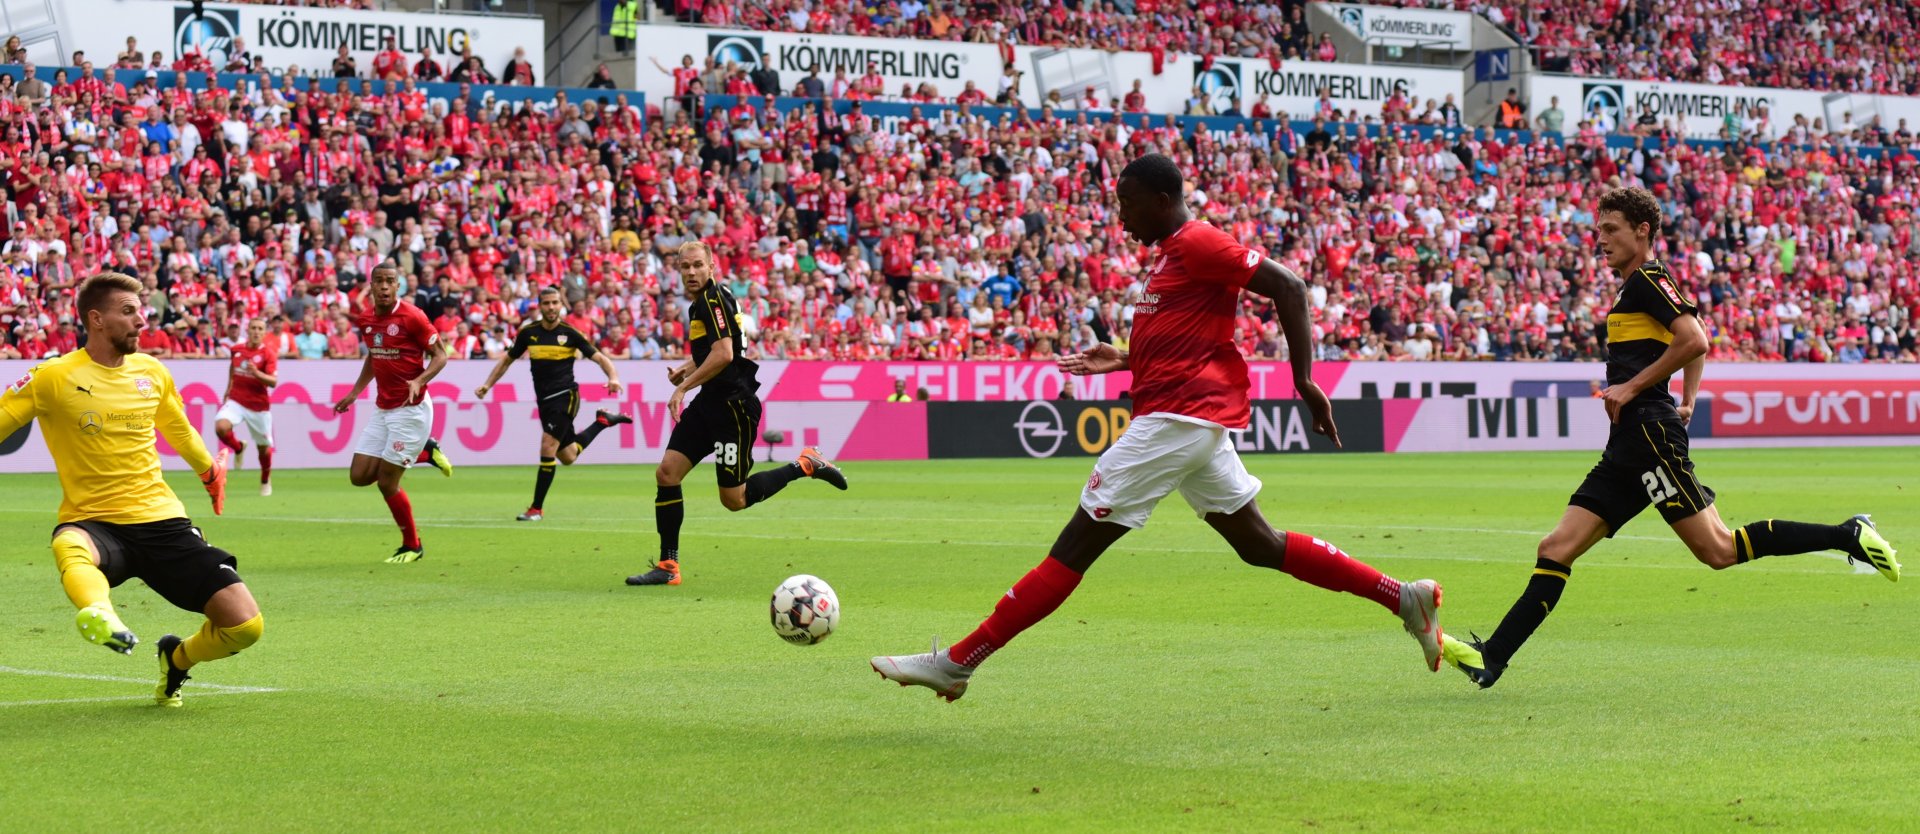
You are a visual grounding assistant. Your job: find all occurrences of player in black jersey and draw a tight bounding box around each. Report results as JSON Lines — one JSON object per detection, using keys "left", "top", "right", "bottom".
{"left": 471, "top": 286, "right": 634, "bottom": 521}
{"left": 1444, "top": 187, "right": 1900, "bottom": 689}
{"left": 627, "top": 241, "right": 848, "bottom": 587}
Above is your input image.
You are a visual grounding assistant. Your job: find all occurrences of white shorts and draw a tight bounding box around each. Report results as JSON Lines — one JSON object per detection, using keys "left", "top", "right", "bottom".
{"left": 1079, "top": 414, "right": 1263, "bottom": 529}
{"left": 352, "top": 400, "right": 433, "bottom": 468}
{"left": 214, "top": 400, "right": 273, "bottom": 447}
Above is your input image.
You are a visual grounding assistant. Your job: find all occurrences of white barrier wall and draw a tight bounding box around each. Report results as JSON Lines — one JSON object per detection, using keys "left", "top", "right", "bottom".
{"left": 1529, "top": 75, "right": 1920, "bottom": 138}
{"left": 1320, "top": 3, "right": 1476, "bottom": 50}
{"left": 627, "top": 23, "right": 1466, "bottom": 119}
{"left": 59, "top": 0, "right": 546, "bottom": 83}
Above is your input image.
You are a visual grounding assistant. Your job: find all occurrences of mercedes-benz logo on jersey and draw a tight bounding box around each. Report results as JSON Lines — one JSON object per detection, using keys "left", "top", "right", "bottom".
{"left": 1582, "top": 82, "right": 1624, "bottom": 125}
{"left": 709, "top": 35, "right": 765, "bottom": 71}
{"left": 1194, "top": 61, "right": 1241, "bottom": 117}
{"left": 78, "top": 411, "right": 103, "bottom": 436}
{"left": 1013, "top": 401, "right": 1066, "bottom": 459}
{"left": 174, "top": 7, "right": 241, "bottom": 68}
{"left": 1337, "top": 5, "right": 1366, "bottom": 38}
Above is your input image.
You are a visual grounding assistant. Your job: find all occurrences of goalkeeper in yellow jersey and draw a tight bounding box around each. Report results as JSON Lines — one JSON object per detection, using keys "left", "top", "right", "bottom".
{"left": 0, "top": 272, "right": 261, "bottom": 708}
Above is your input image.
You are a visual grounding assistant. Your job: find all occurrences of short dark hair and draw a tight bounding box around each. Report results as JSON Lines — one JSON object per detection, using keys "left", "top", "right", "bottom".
{"left": 538, "top": 285, "right": 562, "bottom": 298}
{"left": 1598, "top": 187, "right": 1662, "bottom": 236}
{"left": 1119, "top": 154, "right": 1183, "bottom": 199}
{"left": 76, "top": 272, "right": 142, "bottom": 315}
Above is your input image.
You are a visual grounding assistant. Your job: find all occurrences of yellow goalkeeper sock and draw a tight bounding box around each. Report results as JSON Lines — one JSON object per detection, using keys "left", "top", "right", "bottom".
{"left": 175, "top": 614, "right": 265, "bottom": 670}
{"left": 52, "top": 529, "right": 111, "bottom": 611}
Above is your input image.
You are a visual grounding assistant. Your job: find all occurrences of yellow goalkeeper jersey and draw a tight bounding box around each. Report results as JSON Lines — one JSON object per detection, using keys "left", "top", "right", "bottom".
{"left": 0, "top": 349, "right": 214, "bottom": 524}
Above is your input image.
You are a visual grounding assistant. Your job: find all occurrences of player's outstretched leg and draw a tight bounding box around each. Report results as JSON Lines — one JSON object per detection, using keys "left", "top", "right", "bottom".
{"left": 53, "top": 528, "right": 138, "bottom": 654}
{"left": 1729, "top": 514, "right": 1900, "bottom": 581}
{"left": 155, "top": 584, "right": 263, "bottom": 707}
{"left": 737, "top": 447, "right": 849, "bottom": 513}
{"left": 418, "top": 438, "right": 454, "bottom": 478}
{"left": 1205, "top": 501, "right": 1446, "bottom": 671}
{"left": 872, "top": 510, "right": 1126, "bottom": 701}
{"left": 568, "top": 409, "right": 632, "bottom": 458}
{"left": 1458, "top": 507, "right": 1609, "bottom": 689}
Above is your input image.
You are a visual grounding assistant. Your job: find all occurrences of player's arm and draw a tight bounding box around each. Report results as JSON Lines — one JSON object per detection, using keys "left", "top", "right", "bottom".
{"left": 674, "top": 337, "right": 733, "bottom": 393}
{"left": 1677, "top": 354, "right": 1704, "bottom": 425}
{"left": 471, "top": 343, "right": 520, "bottom": 400}
{"left": 667, "top": 337, "right": 731, "bottom": 422}
{"left": 154, "top": 367, "right": 225, "bottom": 514}
{"left": 0, "top": 368, "right": 43, "bottom": 438}
{"left": 1604, "top": 313, "right": 1706, "bottom": 422}
{"left": 409, "top": 337, "right": 449, "bottom": 406}
{"left": 1244, "top": 259, "right": 1340, "bottom": 447}
{"left": 666, "top": 358, "right": 696, "bottom": 386}
{"left": 590, "top": 350, "right": 624, "bottom": 395}
{"left": 334, "top": 353, "right": 376, "bottom": 412}
{"left": 250, "top": 357, "right": 279, "bottom": 388}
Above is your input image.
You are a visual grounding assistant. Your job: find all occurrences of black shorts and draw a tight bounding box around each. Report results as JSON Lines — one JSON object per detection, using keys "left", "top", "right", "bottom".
{"left": 1569, "top": 418, "right": 1716, "bottom": 536}
{"left": 53, "top": 518, "right": 242, "bottom": 612}
{"left": 666, "top": 395, "right": 762, "bottom": 488}
{"left": 537, "top": 388, "right": 581, "bottom": 446}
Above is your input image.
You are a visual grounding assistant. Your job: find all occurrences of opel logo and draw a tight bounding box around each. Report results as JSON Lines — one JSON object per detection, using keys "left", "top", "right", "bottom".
{"left": 78, "top": 411, "right": 103, "bottom": 436}
{"left": 1014, "top": 401, "right": 1065, "bottom": 458}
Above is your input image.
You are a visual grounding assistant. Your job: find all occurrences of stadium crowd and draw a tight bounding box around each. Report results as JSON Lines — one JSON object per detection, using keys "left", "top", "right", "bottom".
{"left": 0, "top": 39, "right": 1915, "bottom": 367}
{"left": 653, "top": 0, "right": 1322, "bottom": 67}
{"left": 661, "top": 0, "right": 1920, "bottom": 98}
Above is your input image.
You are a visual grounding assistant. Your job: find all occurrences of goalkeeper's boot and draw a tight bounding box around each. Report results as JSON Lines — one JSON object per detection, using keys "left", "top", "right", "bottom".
{"left": 1398, "top": 578, "right": 1445, "bottom": 671}
{"left": 76, "top": 603, "right": 138, "bottom": 655}
{"left": 423, "top": 439, "right": 454, "bottom": 478}
{"left": 1842, "top": 514, "right": 1900, "bottom": 582}
{"left": 871, "top": 638, "right": 973, "bottom": 703}
{"left": 626, "top": 559, "right": 680, "bottom": 586}
{"left": 1444, "top": 632, "right": 1505, "bottom": 689}
{"left": 386, "top": 545, "right": 425, "bottom": 564}
{"left": 796, "top": 447, "right": 848, "bottom": 490}
{"left": 154, "top": 634, "right": 190, "bottom": 708}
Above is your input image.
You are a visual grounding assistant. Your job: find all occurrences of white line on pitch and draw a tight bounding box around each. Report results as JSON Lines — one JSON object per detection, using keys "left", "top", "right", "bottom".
{"left": 0, "top": 691, "right": 267, "bottom": 709}
{"left": 0, "top": 510, "right": 1875, "bottom": 575}
{"left": 0, "top": 665, "right": 281, "bottom": 693}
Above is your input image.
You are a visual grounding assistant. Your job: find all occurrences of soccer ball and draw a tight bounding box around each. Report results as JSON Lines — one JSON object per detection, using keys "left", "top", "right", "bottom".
{"left": 770, "top": 574, "right": 839, "bottom": 645}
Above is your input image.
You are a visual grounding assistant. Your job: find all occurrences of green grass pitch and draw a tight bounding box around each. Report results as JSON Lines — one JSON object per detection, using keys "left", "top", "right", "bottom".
{"left": 0, "top": 449, "right": 1912, "bottom": 832}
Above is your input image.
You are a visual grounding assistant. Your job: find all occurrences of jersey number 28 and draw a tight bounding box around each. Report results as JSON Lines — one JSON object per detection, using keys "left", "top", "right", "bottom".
{"left": 713, "top": 442, "right": 739, "bottom": 466}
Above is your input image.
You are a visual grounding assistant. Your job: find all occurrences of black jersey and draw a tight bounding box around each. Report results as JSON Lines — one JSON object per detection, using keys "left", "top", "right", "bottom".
{"left": 688, "top": 281, "right": 759, "bottom": 400}
{"left": 1603, "top": 260, "right": 1696, "bottom": 423}
{"left": 508, "top": 320, "right": 597, "bottom": 400}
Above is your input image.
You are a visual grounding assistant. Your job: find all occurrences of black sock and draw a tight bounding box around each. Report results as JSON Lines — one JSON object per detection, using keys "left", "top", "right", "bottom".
{"left": 656, "top": 485, "right": 683, "bottom": 561}
{"left": 1734, "top": 519, "right": 1854, "bottom": 563}
{"left": 743, "top": 463, "right": 805, "bottom": 508}
{"left": 531, "top": 457, "right": 556, "bottom": 510}
{"left": 576, "top": 419, "right": 610, "bottom": 450}
{"left": 1481, "top": 558, "right": 1572, "bottom": 668}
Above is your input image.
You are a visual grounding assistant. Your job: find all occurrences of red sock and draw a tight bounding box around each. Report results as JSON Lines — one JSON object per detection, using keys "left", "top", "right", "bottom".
{"left": 384, "top": 489, "right": 421, "bottom": 550}
{"left": 259, "top": 447, "right": 272, "bottom": 483}
{"left": 216, "top": 427, "right": 243, "bottom": 452}
{"left": 416, "top": 447, "right": 433, "bottom": 464}
{"left": 1280, "top": 531, "right": 1402, "bottom": 613}
{"left": 947, "top": 556, "right": 1084, "bottom": 668}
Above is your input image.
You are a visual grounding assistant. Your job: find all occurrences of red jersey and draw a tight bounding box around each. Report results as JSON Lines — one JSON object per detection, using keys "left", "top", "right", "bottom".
{"left": 226, "top": 342, "right": 277, "bottom": 412}
{"left": 1129, "top": 221, "right": 1260, "bottom": 429}
{"left": 354, "top": 300, "right": 439, "bottom": 409}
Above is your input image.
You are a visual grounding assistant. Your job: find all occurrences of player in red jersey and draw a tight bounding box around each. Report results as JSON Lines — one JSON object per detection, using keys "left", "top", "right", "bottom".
{"left": 872, "top": 155, "right": 1457, "bottom": 701}
{"left": 213, "top": 318, "right": 278, "bottom": 495}
{"left": 332, "top": 263, "right": 453, "bottom": 563}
